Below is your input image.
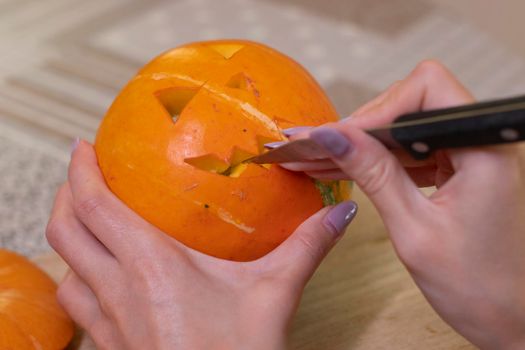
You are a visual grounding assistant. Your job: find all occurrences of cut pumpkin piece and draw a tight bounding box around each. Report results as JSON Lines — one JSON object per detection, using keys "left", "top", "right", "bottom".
{"left": 256, "top": 135, "right": 281, "bottom": 154}
{"left": 185, "top": 149, "right": 255, "bottom": 178}
{"left": 229, "top": 147, "right": 255, "bottom": 166}
{"left": 185, "top": 154, "right": 230, "bottom": 174}
{"left": 228, "top": 163, "right": 248, "bottom": 178}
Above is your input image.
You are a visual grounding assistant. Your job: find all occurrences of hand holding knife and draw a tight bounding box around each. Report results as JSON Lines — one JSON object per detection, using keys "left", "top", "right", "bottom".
{"left": 246, "top": 95, "right": 525, "bottom": 164}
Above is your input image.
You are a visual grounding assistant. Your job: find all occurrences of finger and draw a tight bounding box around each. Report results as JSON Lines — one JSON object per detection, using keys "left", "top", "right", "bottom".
{"left": 280, "top": 159, "right": 338, "bottom": 172}
{"left": 405, "top": 166, "right": 438, "bottom": 188}
{"left": 348, "top": 60, "right": 478, "bottom": 173}
{"left": 46, "top": 183, "right": 118, "bottom": 288}
{"left": 68, "top": 140, "right": 168, "bottom": 261}
{"left": 282, "top": 122, "right": 337, "bottom": 141}
{"left": 304, "top": 169, "right": 350, "bottom": 181}
{"left": 434, "top": 150, "right": 455, "bottom": 188}
{"left": 310, "top": 127, "right": 427, "bottom": 231}
{"left": 58, "top": 272, "right": 123, "bottom": 350}
{"left": 391, "top": 149, "right": 437, "bottom": 168}
{"left": 281, "top": 126, "right": 313, "bottom": 139}
{"left": 281, "top": 61, "right": 471, "bottom": 196}
{"left": 440, "top": 144, "right": 522, "bottom": 199}
{"left": 278, "top": 145, "right": 435, "bottom": 175}
{"left": 349, "top": 60, "right": 474, "bottom": 130}
{"left": 57, "top": 271, "right": 102, "bottom": 331}
{"left": 264, "top": 201, "right": 357, "bottom": 283}
{"left": 350, "top": 80, "right": 402, "bottom": 118}
{"left": 303, "top": 165, "right": 438, "bottom": 186}
{"left": 279, "top": 149, "right": 436, "bottom": 172}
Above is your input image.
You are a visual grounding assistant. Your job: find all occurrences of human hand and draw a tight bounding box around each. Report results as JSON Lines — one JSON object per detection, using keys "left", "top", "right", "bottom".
{"left": 278, "top": 61, "right": 525, "bottom": 349}
{"left": 45, "top": 141, "right": 357, "bottom": 350}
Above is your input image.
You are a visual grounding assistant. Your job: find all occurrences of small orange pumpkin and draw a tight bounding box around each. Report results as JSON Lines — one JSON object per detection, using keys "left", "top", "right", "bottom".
{"left": 95, "top": 40, "right": 349, "bottom": 261}
{"left": 0, "top": 249, "right": 74, "bottom": 349}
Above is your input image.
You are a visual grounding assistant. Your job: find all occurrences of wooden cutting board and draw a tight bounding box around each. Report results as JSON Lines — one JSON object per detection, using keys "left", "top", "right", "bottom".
{"left": 33, "top": 187, "right": 474, "bottom": 350}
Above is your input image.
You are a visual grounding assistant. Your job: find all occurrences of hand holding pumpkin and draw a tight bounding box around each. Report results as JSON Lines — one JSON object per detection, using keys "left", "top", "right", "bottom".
{"left": 282, "top": 61, "right": 525, "bottom": 349}
{"left": 45, "top": 140, "right": 356, "bottom": 349}
{"left": 94, "top": 40, "right": 350, "bottom": 262}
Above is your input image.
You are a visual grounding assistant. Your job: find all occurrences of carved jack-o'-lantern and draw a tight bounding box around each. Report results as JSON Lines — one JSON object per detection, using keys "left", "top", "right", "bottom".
{"left": 95, "top": 40, "right": 349, "bottom": 261}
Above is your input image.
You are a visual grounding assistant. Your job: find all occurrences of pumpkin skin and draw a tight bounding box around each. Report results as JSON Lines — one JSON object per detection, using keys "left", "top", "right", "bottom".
{"left": 95, "top": 40, "right": 349, "bottom": 261}
{"left": 0, "top": 249, "right": 74, "bottom": 349}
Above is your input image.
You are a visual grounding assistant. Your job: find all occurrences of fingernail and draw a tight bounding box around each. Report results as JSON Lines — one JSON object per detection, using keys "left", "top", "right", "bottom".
{"left": 323, "top": 201, "right": 358, "bottom": 236}
{"left": 71, "top": 137, "right": 80, "bottom": 155}
{"left": 310, "top": 128, "right": 351, "bottom": 158}
{"left": 282, "top": 126, "right": 312, "bottom": 137}
{"left": 265, "top": 141, "right": 287, "bottom": 149}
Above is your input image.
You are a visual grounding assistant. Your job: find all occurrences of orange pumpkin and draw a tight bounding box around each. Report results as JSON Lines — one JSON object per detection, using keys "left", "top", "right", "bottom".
{"left": 95, "top": 40, "right": 349, "bottom": 261}
{"left": 0, "top": 249, "right": 74, "bottom": 349}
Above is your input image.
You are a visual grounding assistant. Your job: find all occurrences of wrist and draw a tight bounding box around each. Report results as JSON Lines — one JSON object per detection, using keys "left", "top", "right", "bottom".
{"left": 234, "top": 315, "right": 288, "bottom": 350}
{"left": 468, "top": 306, "right": 525, "bottom": 350}
{"left": 501, "top": 331, "right": 525, "bottom": 350}
{"left": 181, "top": 330, "right": 286, "bottom": 350}
{"left": 231, "top": 285, "right": 297, "bottom": 350}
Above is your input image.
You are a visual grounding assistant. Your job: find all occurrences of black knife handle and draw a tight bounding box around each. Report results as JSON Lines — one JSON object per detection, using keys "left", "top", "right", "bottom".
{"left": 389, "top": 95, "right": 525, "bottom": 160}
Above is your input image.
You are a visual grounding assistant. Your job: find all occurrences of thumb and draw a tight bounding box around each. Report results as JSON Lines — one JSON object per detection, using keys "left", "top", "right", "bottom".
{"left": 310, "top": 126, "right": 426, "bottom": 230}
{"left": 265, "top": 201, "right": 357, "bottom": 283}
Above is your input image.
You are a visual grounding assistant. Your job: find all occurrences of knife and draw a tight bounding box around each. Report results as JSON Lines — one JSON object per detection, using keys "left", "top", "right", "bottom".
{"left": 247, "top": 94, "right": 525, "bottom": 164}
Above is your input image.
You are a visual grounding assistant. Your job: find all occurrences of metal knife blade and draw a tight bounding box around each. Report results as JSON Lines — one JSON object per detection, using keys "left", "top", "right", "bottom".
{"left": 245, "top": 129, "right": 401, "bottom": 164}
{"left": 245, "top": 138, "right": 332, "bottom": 164}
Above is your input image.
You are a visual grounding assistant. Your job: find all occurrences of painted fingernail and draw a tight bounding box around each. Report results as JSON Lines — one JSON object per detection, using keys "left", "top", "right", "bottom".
{"left": 282, "top": 126, "right": 312, "bottom": 137}
{"left": 323, "top": 201, "right": 358, "bottom": 236}
{"left": 310, "top": 128, "right": 351, "bottom": 158}
{"left": 265, "top": 141, "right": 287, "bottom": 149}
{"left": 71, "top": 137, "right": 80, "bottom": 155}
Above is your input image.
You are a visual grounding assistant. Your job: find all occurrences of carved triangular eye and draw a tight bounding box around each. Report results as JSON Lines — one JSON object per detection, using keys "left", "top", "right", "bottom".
{"left": 209, "top": 44, "right": 244, "bottom": 59}
{"left": 155, "top": 87, "right": 199, "bottom": 123}
{"left": 226, "top": 72, "right": 250, "bottom": 90}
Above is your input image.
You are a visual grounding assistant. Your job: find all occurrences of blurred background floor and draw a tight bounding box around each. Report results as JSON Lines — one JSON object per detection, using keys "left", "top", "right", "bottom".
{"left": 428, "top": 0, "right": 525, "bottom": 57}
{"left": 1, "top": 1, "right": 523, "bottom": 349}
